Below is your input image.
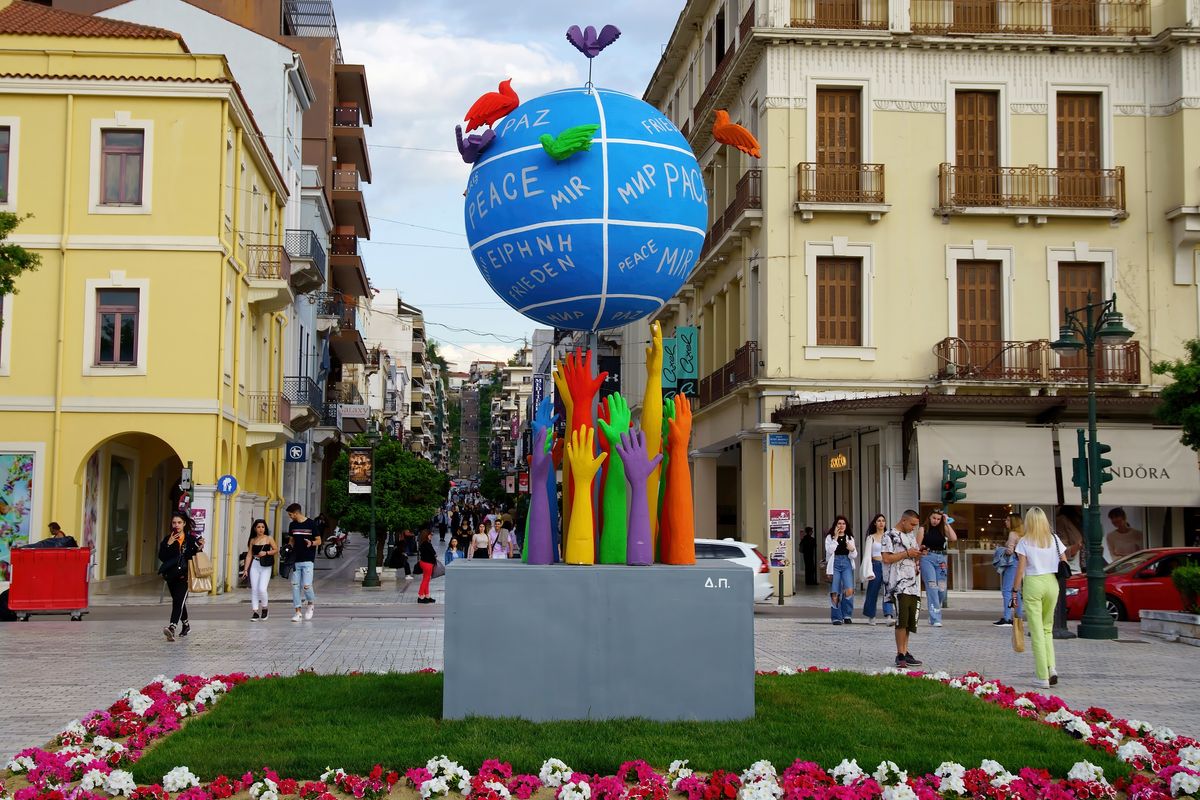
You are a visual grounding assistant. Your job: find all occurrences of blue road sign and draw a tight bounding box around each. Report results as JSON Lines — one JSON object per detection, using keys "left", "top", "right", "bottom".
{"left": 217, "top": 474, "right": 238, "bottom": 495}
{"left": 285, "top": 441, "right": 307, "bottom": 463}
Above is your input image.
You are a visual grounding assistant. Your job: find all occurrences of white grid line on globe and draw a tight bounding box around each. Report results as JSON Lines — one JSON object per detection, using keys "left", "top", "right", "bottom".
{"left": 468, "top": 218, "right": 705, "bottom": 253}
{"left": 472, "top": 138, "right": 694, "bottom": 172}
{"left": 591, "top": 89, "right": 611, "bottom": 331}
{"left": 517, "top": 293, "right": 667, "bottom": 314}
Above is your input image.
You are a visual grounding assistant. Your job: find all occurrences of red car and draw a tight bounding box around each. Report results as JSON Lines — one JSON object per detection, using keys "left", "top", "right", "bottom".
{"left": 1064, "top": 547, "right": 1200, "bottom": 622}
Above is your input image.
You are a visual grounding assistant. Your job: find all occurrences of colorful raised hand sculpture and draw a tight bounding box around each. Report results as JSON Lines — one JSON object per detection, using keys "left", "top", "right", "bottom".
{"left": 658, "top": 397, "right": 675, "bottom": 556}
{"left": 552, "top": 359, "right": 576, "bottom": 533}
{"left": 556, "top": 349, "right": 608, "bottom": 546}
{"left": 661, "top": 395, "right": 696, "bottom": 564}
{"left": 596, "top": 393, "right": 632, "bottom": 564}
{"left": 616, "top": 429, "right": 662, "bottom": 566}
{"left": 564, "top": 425, "right": 606, "bottom": 564}
{"left": 525, "top": 426, "right": 555, "bottom": 565}
{"left": 642, "top": 323, "right": 665, "bottom": 545}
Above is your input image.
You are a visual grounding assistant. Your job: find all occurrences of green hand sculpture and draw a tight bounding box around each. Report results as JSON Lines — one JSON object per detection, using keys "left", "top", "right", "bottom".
{"left": 596, "top": 392, "right": 632, "bottom": 564}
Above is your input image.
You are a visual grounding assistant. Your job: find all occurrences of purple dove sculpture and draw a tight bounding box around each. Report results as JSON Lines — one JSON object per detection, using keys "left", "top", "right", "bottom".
{"left": 455, "top": 124, "right": 495, "bottom": 165}
{"left": 566, "top": 24, "right": 622, "bottom": 58}
{"left": 615, "top": 428, "right": 662, "bottom": 567}
{"left": 526, "top": 425, "right": 555, "bottom": 565}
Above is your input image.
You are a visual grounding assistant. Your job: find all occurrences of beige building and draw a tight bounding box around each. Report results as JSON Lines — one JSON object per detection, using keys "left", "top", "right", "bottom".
{"left": 635, "top": 0, "right": 1200, "bottom": 595}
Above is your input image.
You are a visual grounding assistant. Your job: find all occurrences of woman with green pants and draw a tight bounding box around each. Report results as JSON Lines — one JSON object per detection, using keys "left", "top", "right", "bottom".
{"left": 1013, "top": 507, "right": 1068, "bottom": 689}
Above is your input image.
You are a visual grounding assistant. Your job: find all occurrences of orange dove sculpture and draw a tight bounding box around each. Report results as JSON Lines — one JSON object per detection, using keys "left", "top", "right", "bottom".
{"left": 712, "top": 109, "right": 760, "bottom": 158}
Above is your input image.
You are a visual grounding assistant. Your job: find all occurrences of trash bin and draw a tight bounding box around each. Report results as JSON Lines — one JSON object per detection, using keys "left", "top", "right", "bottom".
{"left": 9, "top": 547, "right": 91, "bottom": 621}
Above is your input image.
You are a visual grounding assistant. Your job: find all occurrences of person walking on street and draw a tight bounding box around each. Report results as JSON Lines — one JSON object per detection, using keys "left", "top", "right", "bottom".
{"left": 861, "top": 514, "right": 895, "bottom": 625}
{"left": 417, "top": 529, "right": 438, "bottom": 603}
{"left": 468, "top": 522, "right": 491, "bottom": 558}
{"left": 445, "top": 536, "right": 465, "bottom": 564}
{"left": 994, "top": 513, "right": 1024, "bottom": 627}
{"left": 800, "top": 526, "right": 818, "bottom": 585}
{"left": 882, "top": 510, "right": 923, "bottom": 668}
{"left": 918, "top": 509, "right": 956, "bottom": 627}
{"left": 824, "top": 515, "right": 857, "bottom": 624}
{"left": 158, "top": 512, "right": 204, "bottom": 641}
{"left": 240, "top": 519, "right": 277, "bottom": 621}
{"left": 1014, "top": 506, "right": 1067, "bottom": 689}
{"left": 490, "top": 518, "right": 515, "bottom": 559}
{"left": 286, "top": 503, "right": 321, "bottom": 622}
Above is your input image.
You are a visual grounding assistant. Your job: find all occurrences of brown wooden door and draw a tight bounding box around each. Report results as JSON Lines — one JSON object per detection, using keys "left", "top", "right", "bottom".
{"left": 1056, "top": 93, "right": 1102, "bottom": 205}
{"left": 953, "top": 0, "right": 998, "bottom": 32}
{"left": 954, "top": 91, "right": 1000, "bottom": 204}
{"left": 815, "top": 89, "right": 861, "bottom": 200}
{"left": 1056, "top": 261, "right": 1103, "bottom": 375}
{"left": 816, "top": 257, "right": 862, "bottom": 346}
{"left": 814, "top": 0, "right": 860, "bottom": 27}
{"left": 1052, "top": 0, "right": 1099, "bottom": 34}
{"left": 957, "top": 260, "right": 1003, "bottom": 376}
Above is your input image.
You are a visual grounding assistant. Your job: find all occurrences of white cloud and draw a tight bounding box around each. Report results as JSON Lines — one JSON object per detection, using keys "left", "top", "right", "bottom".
{"left": 436, "top": 341, "right": 520, "bottom": 372}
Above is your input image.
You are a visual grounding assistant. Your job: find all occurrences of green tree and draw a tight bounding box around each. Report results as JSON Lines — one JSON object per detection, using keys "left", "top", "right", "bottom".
{"left": 0, "top": 213, "right": 42, "bottom": 323}
{"left": 1153, "top": 339, "right": 1200, "bottom": 450}
{"left": 478, "top": 466, "right": 509, "bottom": 505}
{"left": 324, "top": 434, "right": 449, "bottom": 535}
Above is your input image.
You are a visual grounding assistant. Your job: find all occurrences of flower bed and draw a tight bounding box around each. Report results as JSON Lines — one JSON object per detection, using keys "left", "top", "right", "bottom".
{"left": 2, "top": 669, "right": 1197, "bottom": 800}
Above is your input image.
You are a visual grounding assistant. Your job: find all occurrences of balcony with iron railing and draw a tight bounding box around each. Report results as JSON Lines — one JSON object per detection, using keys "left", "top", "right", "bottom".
{"left": 933, "top": 337, "right": 1142, "bottom": 384}
{"left": 318, "top": 292, "right": 367, "bottom": 365}
{"left": 330, "top": 232, "right": 369, "bottom": 297}
{"left": 245, "top": 244, "right": 293, "bottom": 312}
{"left": 284, "top": 229, "right": 326, "bottom": 293}
{"left": 699, "top": 169, "right": 762, "bottom": 265}
{"left": 283, "top": 376, "right": 323, "bottom": 432}
{"left": 910, "top": 0, "right": 1149, "bottom": 36}
{"left": 384, "top": 390, "right": 398, "bottom": 414}
{"left": 246, "top": 391, "right": 292, "bottom": 448}
{"left": 332, "top": 170, "right": 368, "bottom": 238}
{"left": 790, "top": 0, "right": 889, "bottom": 29}
{"left": 936, "top": 163, "right": 1127, "bottom": 220}
{"left": 795, "top": 162, "right": 888, "bottom": 221}
{"left": 697, "top": 341, "right": 760, "bottom": 409}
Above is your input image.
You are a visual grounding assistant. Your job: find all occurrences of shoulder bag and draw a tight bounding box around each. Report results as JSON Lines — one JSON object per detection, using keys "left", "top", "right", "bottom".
{"left": 859, "top": 539, "right": 876, "bottom": 584}
{"left": 1054, "top": 534, "right": 1072, "bottom": 580}
{"left": 188, "top": 550, "right": 213, "bottom": 593}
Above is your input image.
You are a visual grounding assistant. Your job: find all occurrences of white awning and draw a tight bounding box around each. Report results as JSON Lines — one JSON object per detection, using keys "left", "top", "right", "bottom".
{"left": 918, "top": 424, "right": 1058, "bottom": 504}
{"left": 1079, "top": 427, "right": 1200, "bottom": 507}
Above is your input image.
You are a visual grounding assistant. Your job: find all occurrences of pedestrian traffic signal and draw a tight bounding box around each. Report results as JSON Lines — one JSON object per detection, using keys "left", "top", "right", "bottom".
{"left": 1093, "top": 439, "right": 1114, "bottom": 489}
{"left": 940, "top": 459, "right": 968, "bottom": 506}
{"left": 1071, "top": 428, "right": 1089, "bottom": 491}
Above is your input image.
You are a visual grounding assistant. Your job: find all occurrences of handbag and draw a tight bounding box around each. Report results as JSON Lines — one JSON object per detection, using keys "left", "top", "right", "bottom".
{"left": 433, "top": 560, "right": 446, "bottom": 579}
{"left": 1012, "top": 616, "right": 1026, "bottom": 652}
{"left": 258, "top": 554, "right": 276, "bottom": 568}
{"left": 190, "top": 549, "right": 213, "bottom": 579}
{"left": 859, "top": 545, "right": 875, "bottom": 584}
{"left": 1054, "top": 534, "right": 1072, "bottom": 580}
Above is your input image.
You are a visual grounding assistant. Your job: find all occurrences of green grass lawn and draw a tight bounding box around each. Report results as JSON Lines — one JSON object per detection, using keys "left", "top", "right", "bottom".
{"left": 131, "top": 672, "right": 1123, "bottom": 783}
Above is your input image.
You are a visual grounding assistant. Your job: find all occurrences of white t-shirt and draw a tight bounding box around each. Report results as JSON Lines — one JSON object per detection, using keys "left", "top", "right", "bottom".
{"left": 1015, "top": 534, "right": 1066, "bottom": 576}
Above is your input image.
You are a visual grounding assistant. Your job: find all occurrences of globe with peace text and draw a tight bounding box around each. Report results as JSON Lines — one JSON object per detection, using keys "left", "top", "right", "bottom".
{"left": 464, "top": 87, "right": 708, "bottom": 331}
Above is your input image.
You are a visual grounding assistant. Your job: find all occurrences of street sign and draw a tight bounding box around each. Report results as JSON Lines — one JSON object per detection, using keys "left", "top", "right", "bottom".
{"left": 285, "top": 441, "right": 307, "bottom": 462}
{"left": 216, "top": 474, "right": 238, "bottom": 495}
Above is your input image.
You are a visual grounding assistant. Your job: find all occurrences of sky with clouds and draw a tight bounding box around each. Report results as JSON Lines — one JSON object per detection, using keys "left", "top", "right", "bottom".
{"left": 333, "top": 0, "right": 685, "bottom": 371}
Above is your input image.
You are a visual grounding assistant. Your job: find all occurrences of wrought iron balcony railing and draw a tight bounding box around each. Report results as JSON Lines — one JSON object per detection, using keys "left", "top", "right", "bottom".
{"left": 246, "top": 392, "right": 290, "bottom": 425}
{"left": 701, "top": 169, "right": 762, "bottom": 259}
{"left": 333, "top": 104, "right": 361, "bottom": 127}
{"left": 246, "top": 244, "right": 291, "bottom": 280}
{"left": 283, "top": 376, "right": 322, "bottom": 410}
{"left": 797, "top": 162, "right": 885, "bottom": 203}
{"left": 284, "top": 229, "right": 327, "bottom": 278}
{"left": 790, "top": 0, "right": 888, "bottom": 30}
{"left": 698, "top": 341, "right": 759, "bottom": 408}
{"left": 938, "top": 163, "right": 1126, "bottom": 212}
{"left": 314, "top": 291, "right": 358, "bottom": 330}
{"left": 934, "top": 337, "right": 1141, "bottom": 384}
{"left": 910, "top": 0, "right": 1149, "bottom": 36}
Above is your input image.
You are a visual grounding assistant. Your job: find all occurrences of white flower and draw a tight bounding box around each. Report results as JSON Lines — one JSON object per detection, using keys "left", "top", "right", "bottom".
{"left": 124, "top": 693, "right": 153, "bottom": 716}
{"left": 420, "top": 777, "right": 451, "bottom": 799}
{"left": 80, "top": 769, "right": 109, "bottom": 792}
{"left": 1152, "top": 727, "right": 1178, "bottom": 743}
{"left": 979, "top": 760, "right": 1007, "bottom": 776}
{"left": 558, "top": 781, "right": 591, "bottom": 800}
{"left": 738, "top": 781, "right": 782, "bottom": 800}
{"left": 539, "top": 758, "right": 573, "bottom": 789}
{"left": 91, "top": 737, "right": 125, "bottom": 758}
{"left": 925, "top": 671, "right": 951, "bottom": 681}
{"left": 1013, "top": 697, "right": 1036, "bottom": 709}
{"left": 776, "top": 666, "right": 796, "bottom": 675}
{"left": 153, "top": 676, "right": 183, "bottom": 695}
{"left": 483, "top": 781, "right": 511, "bottom": 800}
{"left": 175, "top": 703, "right": 193, "bottom": 718}
{"left": 1128, "top": 720, "right": 1154, "bottom": 734}
{"left": 740, "top": 761, "right": 778, "bottom": 783}
{"left": 162, "top": 766, "right": 201, "bottom": 792}
{"left": 948, "top": 679, "right": 964, "bottom": 689}
{"left": 973, "top": 682, "right": 1000, "bottom": 697}
{"left": 880, "top": 784, "right": 918, "bottom": 800}
{"left": 1117, "top": 741, "right": 1152, "bottom": 763}
{"left": 60, "top": 720, "right": 88, "bottom": 741}
{"left": 194, "top": 680, "right": 228, "bottom": 707}
{"left": 1179, "top": 747, "right": 1200, "bottom": 769}
{"left": 961, "top": 675, "right": 983, "bottom": 686}
{"left": 5, "top": 755, "right": 34, "bottom": 774}
{"left": 1066, "top": 761, "right": 1108, "bottom": 786}
{"left": 873, "top": 761, "right": 907, "bottom": 786}
{"left": 1045, "top": 709, "right": 1076, "bottom": 724}
{"left": 250, "top": 778, "right": 279, "bottom": 800}
{"left": 830, "top": 759, "right": 865, "bottom": 786}
{"left": 104, "top": 770, "right": 137, "bottom": 798}
{"left": 667, "top": 760, "right": 694, "bottom": 790}
{"left": 1065, "top": 718, "right": 1094, "bottom": 738}
{"left": 423, "top": 756, "right": 471, "bottom": 793}
{"left": 934, "top": 764, "right": 966, "bottom": 796}
{"left": 1170, "top": 770, "right": 1200, "bottom": 797}
{"left": 319, "top": 768, "right": 346, "bottom": 783}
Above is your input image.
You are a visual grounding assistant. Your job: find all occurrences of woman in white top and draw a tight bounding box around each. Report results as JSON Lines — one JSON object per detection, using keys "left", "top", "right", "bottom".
{"left": 824, "top": 515, "right": 857, "bottom": 624}
{"left": 860, "top": 514, "right": 894, "bottom": 625}
{"left": 1013, "top": 506, "right": 1068, "bottom": 689}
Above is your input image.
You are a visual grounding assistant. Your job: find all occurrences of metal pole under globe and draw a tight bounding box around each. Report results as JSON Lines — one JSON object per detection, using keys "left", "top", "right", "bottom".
{"left": 363, "top": 422, "right": 381, "bottom": 588}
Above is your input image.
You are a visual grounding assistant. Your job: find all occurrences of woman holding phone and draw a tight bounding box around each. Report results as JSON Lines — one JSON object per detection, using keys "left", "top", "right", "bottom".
{"left": 158, "top": 512, "right": 204, "bottom": 641}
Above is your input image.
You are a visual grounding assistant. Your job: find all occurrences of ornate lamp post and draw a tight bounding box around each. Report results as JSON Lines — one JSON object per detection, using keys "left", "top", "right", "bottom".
{"left": 363, "top": 420, "right": 382, "bottom": 588}
{"left": 1050, "top": 293, "right": 1133, "bottom": 640}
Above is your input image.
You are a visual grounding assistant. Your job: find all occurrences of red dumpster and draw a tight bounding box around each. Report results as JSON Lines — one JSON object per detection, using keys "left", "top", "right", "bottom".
{"left": 9, "top": 547, "right": 91, "bottom": 621}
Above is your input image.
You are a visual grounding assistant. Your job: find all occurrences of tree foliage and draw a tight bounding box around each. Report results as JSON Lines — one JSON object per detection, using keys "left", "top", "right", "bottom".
{"left": 1153, "top": 339, "right": 1200, "bottom": 451}
{"left": 0, "top": 213, "right": 42, "bottom": 315}
{"left": 324, "top": 435, "right": 449, "bottom": 534}
{"left": 478, "top": 466, "right": 509, "bottom": 505}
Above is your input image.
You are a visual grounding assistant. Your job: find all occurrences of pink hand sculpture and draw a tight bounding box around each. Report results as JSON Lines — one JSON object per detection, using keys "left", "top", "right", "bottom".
{"left": 616, "top": 428, "right": 663, "bottom": 566}
{"left": 526, "top": 426, "right": 554, "bottom": 565}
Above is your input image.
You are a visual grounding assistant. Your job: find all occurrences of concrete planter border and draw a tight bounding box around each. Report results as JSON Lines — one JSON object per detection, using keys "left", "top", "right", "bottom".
{"left": 1139, "top": 609, "right": 1200, "bottom": 647}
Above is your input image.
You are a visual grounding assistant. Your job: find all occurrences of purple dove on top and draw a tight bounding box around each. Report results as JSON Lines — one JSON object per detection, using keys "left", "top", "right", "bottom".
{"left": 566, "top": 24, "right": 621, "bottom": 58}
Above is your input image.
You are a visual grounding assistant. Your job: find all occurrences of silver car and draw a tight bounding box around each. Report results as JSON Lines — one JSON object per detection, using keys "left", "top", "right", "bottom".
{"left": 695, "top": 538, "right": 775, "bottom": 603}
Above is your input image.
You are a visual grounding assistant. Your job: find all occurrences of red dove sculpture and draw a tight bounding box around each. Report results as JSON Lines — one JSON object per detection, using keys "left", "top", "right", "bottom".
{"left": 464, "top": 79, "right": 519, "bottom": 132}
{"left": 712, "top": 109, "right": 760, "bottom": 158}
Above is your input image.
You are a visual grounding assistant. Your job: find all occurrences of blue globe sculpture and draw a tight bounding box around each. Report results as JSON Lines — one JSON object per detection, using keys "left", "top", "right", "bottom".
{"left": 464, "top": 87, "right": 708, "bottom": 331}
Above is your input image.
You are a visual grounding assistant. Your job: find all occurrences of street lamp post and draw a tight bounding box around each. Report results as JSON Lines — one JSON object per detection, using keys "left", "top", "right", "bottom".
{"left": 1050, "top": 293, "right": 1133, "bottom": 641}
{"left": 363, "top": 421, "right": 381, "bottom": 588}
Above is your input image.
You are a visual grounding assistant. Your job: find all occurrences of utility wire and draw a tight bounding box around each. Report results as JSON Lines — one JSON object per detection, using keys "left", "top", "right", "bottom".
{"left": 368, "top": 216, "right": 466, "bottom": 237}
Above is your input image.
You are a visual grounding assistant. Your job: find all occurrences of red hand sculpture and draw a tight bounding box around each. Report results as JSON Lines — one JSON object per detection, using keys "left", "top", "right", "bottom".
{"left": 558, "top": 347, "right": 608, "bottom": 546}
{"left": 661, "top": 396, "right": 695, "bottom": 565}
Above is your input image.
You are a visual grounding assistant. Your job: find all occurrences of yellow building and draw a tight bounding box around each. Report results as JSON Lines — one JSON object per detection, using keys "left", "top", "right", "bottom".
{"left": 0, "top": 0, "right": 293, "bottom": 591}
{"left": 636, "top": 0, "right": 1200, "bottom": 595}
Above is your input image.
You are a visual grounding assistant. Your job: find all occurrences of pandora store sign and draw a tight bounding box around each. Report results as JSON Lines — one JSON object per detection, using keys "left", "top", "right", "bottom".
{"left": 917, "top": 424, "right": 1058, "bottom": 505}
{"left": 1092, "top": 427, "right": 1200, "bottom": 506}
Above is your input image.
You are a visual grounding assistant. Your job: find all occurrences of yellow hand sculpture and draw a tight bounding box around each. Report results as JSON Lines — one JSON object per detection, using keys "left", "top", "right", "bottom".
{"left": 564, "top": 425, "right": 606, "bottom": 565}
{"left": 642, "top": 321, "right": 664, "bottom": 545}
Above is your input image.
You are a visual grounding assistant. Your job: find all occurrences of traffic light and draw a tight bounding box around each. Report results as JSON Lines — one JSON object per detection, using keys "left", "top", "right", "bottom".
{"left": 1071, "top": 428, "right": 1089, "bottom": 491}
{"left": 1093, "top": 439, "right": 1114, "bottom": 490}
{"left": 940, "top": 459, "right": 968, "bottom": 506}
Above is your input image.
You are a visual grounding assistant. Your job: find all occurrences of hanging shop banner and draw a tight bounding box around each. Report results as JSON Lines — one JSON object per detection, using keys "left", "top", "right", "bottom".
{"left": 518, "top": 472, "right": 530, "bottom": 493}
{"left": 661, "top": 337, "right": 678, "bottom": 400}
{"left": 348, "top": 447, "right": 373, "bottom": 495}
{"left": 917, "top": 424, "right": 1057, "bottom": 504}
{"left": 675, "top": 326, "right": 699, "bottom": 397}
{"left": 532, "top": 373, "right": 546, "bottom": 410}
{"left": 1090, "top": 427, "right": 1200, "bottom": 507}
{"left": 505, "top": 474, "right": 517, "bottom": 494}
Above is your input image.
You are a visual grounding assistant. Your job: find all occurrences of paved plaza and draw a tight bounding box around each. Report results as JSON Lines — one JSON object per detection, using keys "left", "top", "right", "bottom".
{"left": 3, "top": 539, "right": 1197, "bottom": 760}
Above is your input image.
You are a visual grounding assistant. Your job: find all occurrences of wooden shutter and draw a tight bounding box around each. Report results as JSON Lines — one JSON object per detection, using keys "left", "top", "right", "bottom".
{"left": 816, "top": 257, "right": 862, "bottom": 346}
{"left": 1052, "top": 0, "right": 1098, "bottom": 34}
{"left": 1057, "top": 261, "right": 1103, "bottom": 373}
{"left": 954, "top": 91, "right": 1000, "bottom": 204}
{"left": 815, "top": 88, "right": 861, "bottom": 200}
{"left": 953, "top": 0, "right": 998, "bottom": 32}
{"left": 957, "top": 260, "right": 1003, "bottom": 343}
{"left": 814, "top": 0, "right": 860, "bottom": 27}
{"left": 1056, "top": 93, "right": 1101, "bottom": 204}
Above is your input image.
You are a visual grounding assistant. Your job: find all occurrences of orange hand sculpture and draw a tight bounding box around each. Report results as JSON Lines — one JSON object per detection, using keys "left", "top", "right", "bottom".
{"left": 464, "top": 78, "right": 519, "bottom": 132}
{"left": 661, "top": 395, "right": 695, "bottom": 564}
{"left": 564, "top": 425, "right": 606, "bottom": 565}
{"left": 642, "top": 322, "right": 664, "bottom": 544}
{"left": 712, "top": 109, "right": 760, "bottom": 158}
{"left": 552, "top": 359, "right": 577, "bottom": 533}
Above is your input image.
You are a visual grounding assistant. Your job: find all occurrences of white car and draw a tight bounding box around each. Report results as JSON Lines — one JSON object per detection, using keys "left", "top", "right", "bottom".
{"left": 695, "top": 538, "right": 775, "bottom": 603}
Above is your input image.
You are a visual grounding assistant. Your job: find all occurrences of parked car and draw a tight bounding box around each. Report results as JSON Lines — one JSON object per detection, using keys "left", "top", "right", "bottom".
{"left": 1064, "top": 547, "right": 1200, "bottom": 621}
{"left": 694, "top": 537, "right": 775, "bottom": 603}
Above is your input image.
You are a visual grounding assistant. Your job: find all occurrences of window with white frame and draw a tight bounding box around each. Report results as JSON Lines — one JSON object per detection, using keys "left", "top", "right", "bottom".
{"left": 0, "top": 117, "right": 17, "bottom": 211}
{"left": 0, "top": 293, "right": 11, "bottom": 376}
{"left": 82, "top": 274, "right": 149, "bottom": 375}
{"left": 0, "top": 125, "right": 10, "bottom": 204}
{"left": 89, "top": 115, "right": 153, "bottom": 214}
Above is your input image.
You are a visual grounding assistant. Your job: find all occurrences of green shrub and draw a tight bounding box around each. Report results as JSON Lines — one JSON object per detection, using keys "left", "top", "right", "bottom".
{"left": 1173, "top": 564, "right": 1200, "bottom": 614}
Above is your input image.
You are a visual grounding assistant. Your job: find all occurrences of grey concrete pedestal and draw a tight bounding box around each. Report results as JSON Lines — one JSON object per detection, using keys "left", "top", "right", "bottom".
{"left": 443, "top": 561, "right": 754, "bottom": 721}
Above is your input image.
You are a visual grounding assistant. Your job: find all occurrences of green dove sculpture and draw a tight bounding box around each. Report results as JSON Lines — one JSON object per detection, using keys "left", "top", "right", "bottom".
{"left": 540, "top": 123, "right": 600, "bottom": 161}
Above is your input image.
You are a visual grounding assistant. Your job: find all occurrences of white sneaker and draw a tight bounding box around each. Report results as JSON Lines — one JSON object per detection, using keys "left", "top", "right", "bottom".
{"left": 868, "top": 617, "right": 877, "bottom": 626}
{"left": 304, "top": 604, "right": 314, "bottom": 620}
{"left": 1036, "top": 678, "right": 1051, "bottom": 689}
{"left": 405, "top": 575, "right": 414, "bottom": 581}
{"left": 932, "top": 622, "right": 943, "bottom": 627}
{"left": 291, "top": 611, "right": 303, "bottom": 623}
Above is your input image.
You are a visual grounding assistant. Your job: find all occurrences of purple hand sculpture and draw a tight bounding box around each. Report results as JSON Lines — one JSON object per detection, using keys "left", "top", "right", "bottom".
{"left": 526, "top": 426, "right": 554, "bottom": 565}
{"left": 455, "top": 124, "right": 496, "bottom": 164}
{"left": 615, "top": 428, "right": 663, "bottom": 566}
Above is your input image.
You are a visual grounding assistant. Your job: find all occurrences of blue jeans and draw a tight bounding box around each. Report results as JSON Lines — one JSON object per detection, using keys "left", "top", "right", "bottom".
{"left": 862, "top": 560, "right": 895, "bottom": 619}
{"left": 920, "top": 552, "right": 948, "bottom": 624}
{"left": 1001, "top": 562, "right": 1023, "bottom": 621}
{"left": 830, "top": 555, "right": 855, "bottom": 621}
{"left": 290, "top": 561, "right": 315, "bottom": 608}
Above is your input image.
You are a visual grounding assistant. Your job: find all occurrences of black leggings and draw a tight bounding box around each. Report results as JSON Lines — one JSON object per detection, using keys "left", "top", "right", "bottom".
{"left": 166, "top": 577, "right": 189, "bottom": 625}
